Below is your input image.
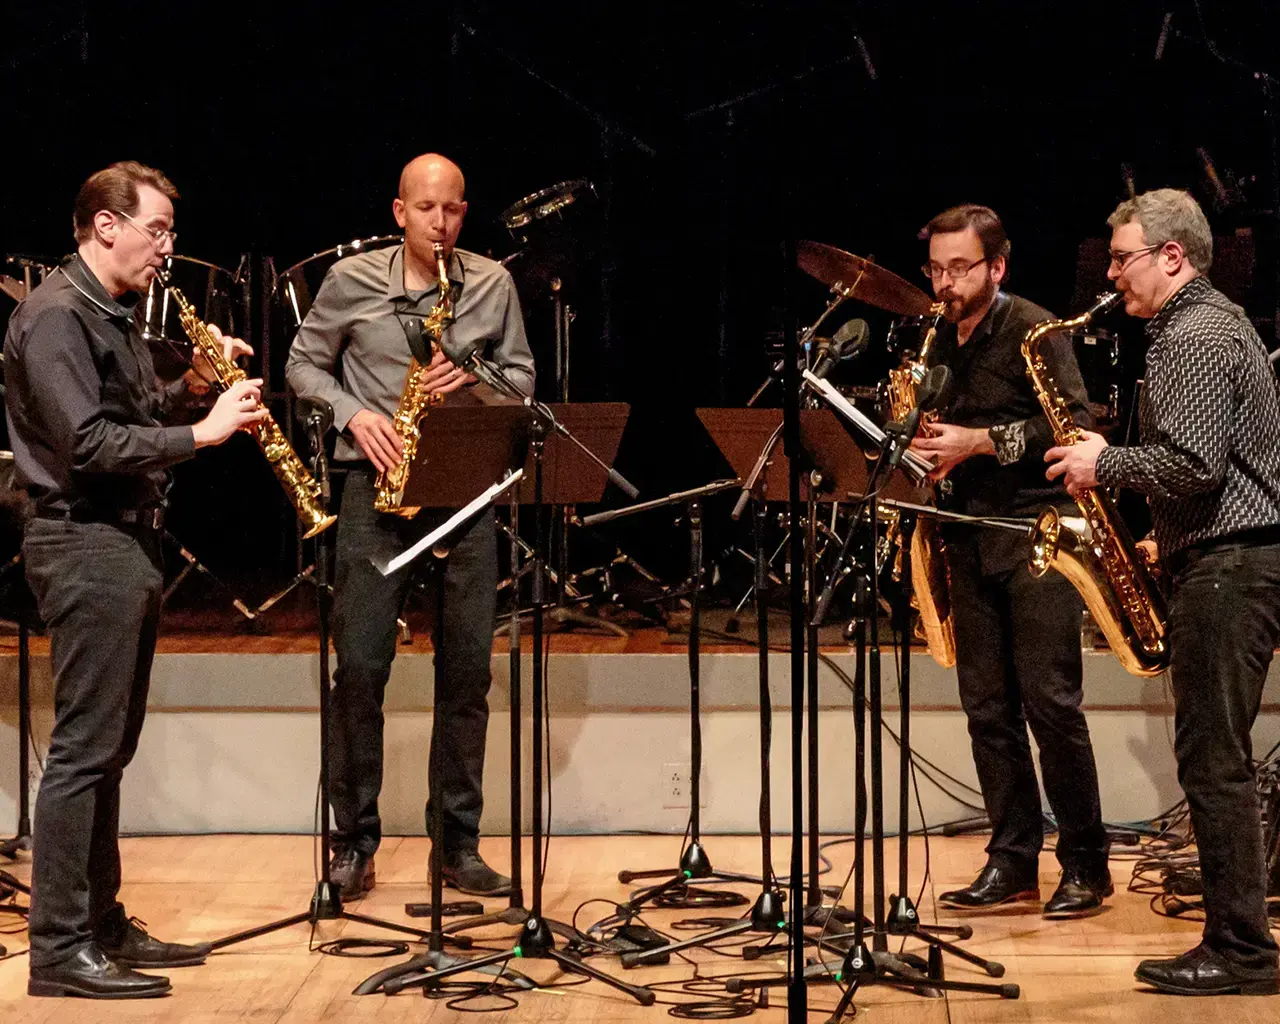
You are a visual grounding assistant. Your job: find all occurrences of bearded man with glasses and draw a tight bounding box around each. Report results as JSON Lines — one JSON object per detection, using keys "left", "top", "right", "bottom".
{"left": 907, "top": 204, "right": 1112, "bottom": 919}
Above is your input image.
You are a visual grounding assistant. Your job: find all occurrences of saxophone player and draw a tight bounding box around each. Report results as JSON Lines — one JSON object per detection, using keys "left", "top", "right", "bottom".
{"left": 907, "top": 204, "right": 1112, "bottom": 918}
{"left": 1048, "top": 189, "right": 1280, "bottom": 996}
{"left": 286, "top": 154, "right": 534, "bottom": 900}
{"left": 5, "top": 161, "right": 268, "bottom": 998}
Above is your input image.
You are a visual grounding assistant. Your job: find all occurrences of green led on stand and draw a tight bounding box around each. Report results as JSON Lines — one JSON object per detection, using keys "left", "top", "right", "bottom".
{"left": 513, "top": 946, "right": 523, "bottom": 958}
{"left": 683, "top": 870, "right": 692, "bottom": 878}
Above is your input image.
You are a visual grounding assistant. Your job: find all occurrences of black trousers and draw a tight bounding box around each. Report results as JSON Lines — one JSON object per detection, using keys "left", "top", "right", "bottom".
{"left": 21, "top": 519, "right": 163, "bottom": 969}
{"left": 1167, "top": 539, "right": 1280, "bottom": 970}
{"left": 329, "top": 468, "right": 498, "bottom": 857}
{"left": 946, "top": 539, "right": 1109, "bottom": 875}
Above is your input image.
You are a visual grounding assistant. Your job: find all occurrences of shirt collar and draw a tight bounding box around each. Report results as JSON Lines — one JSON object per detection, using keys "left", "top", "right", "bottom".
{"left": 1145, "top": 274, "right": 1212, "bottom": 338}
{"left": 956, "top": 289, "right": 1008, "bottom": 349}
{"left": 385, "top": 244, "right": 465, "bottom": 303}
{"left": 61, "top": 255, "right": 138, "bottom": 321}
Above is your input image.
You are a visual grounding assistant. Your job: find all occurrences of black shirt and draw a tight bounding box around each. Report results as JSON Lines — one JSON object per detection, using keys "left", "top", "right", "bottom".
{"left": 3, "top": 256, "right": 196, "bottom": 515}
{"left": 933, "top": 290, "right": 1092, "bottom": 574}
{"left": 1096, "top": 276, "right": 1280, "bottom": 557}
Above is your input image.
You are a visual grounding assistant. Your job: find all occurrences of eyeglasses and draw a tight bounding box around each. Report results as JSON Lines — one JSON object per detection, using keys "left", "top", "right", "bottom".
{"left": 921, "top": 256, "right": 988, "bottom": 282}
{"left": 111, "top": 209, "right": 178, "bottom": 247}
{"left": 1107, "top": 243, "right": 1161, "bottom": 270}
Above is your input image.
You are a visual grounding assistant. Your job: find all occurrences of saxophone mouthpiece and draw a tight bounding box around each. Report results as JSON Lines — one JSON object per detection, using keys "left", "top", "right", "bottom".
{"left": 1089, "top": 291, "right": 1123, "bottom": 319}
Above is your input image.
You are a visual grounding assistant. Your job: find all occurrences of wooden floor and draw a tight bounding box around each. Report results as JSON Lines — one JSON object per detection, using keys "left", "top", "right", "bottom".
{"left": 1, "top": 834, "right": 1274, "bottom": 1023}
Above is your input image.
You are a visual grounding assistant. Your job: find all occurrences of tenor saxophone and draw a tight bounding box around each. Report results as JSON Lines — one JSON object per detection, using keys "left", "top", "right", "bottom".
{"left": 886, "top": 303, "right": 956, "bottom": 668}
{"left": 157, "top": 272, "right": 337, "bottom": 539}
{"left": 373, "top": 242, "right": 453, "bottom": 517}
{"left": 1022, "top": 292, "right": 1169, "bottom": 676}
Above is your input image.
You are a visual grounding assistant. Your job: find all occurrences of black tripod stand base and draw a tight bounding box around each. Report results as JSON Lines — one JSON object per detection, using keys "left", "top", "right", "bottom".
{"left": 355, "top": 949, "right": 537, "bottom": 996}
{"left": 0, "top": 868, "right": 31, "bottom": 895}
{"left": 0, "top": 836, "right": 31, "bottom": 861}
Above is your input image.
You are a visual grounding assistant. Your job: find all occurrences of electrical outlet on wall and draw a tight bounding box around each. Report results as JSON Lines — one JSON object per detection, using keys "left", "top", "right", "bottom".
{"left": 663, "top": 762, "right": 695, "bottom": 809}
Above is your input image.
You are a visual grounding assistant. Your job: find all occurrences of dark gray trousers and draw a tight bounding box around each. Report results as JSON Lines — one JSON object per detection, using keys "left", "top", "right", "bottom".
{"left": 946, "top": 538, "right": 1110, "bottom": 876}
{"left": 1167, "top": 539, "right": 1280, "bottom": 970}
{"left": 329, "top": 468, "right": 497, "bottom": 857}
{"left": 21, "top": 519, "right": 162, "bottom": 969}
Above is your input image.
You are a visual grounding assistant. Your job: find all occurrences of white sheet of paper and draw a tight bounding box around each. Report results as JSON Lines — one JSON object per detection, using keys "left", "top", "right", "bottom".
{"left": 375, "top": 469, "right": 525, "bottom": 576}
{"left": 801, "top": 370, "right": 935, "bottom": 481}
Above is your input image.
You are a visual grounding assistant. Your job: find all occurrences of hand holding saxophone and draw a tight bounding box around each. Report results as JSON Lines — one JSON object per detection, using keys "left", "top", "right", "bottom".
{"left": 415, "top": 347, "right": 475, "bottom": 398}
{"left": 910, "top": 422, "right": 994, "bottom": 482}
{"left": 348, "top": 408, "right": 403, "bottom": 473}
{"left": 1044, "top": 429, "right": 1108, "bottom": 497}
{"left": 192, "top": 377, "right": 269, "bottom": 448}
{"left": 184, "top": 323, "right": 253, "bottom": 395}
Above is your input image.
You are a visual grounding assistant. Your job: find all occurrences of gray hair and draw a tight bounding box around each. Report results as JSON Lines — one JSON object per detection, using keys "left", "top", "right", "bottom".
{"left": 1107, "top": 188, "right": 1213, "bottom": 273}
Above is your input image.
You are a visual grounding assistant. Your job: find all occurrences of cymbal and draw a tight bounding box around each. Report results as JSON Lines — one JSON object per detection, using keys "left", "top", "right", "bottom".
{"left": 797, "top": 240, "right": 935, "bottom": 318}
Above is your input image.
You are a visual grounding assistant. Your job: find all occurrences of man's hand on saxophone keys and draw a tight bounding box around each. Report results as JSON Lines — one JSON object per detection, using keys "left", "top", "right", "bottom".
{"left": 416, "top": 348, "right": 476, "bottom": 399}
{"left": 910, "top": 422, "right": 994, "bottom": 483}
{"left": 184, "top": 323, "right": 254, "bottom": 395}
{"left": 1045, "top": 429, "right": 1108, "bottom": 497}
{"left": 348, "top": 409, "right": 404, "bottom": 474}
{"left": 192, "top": 378, "right": 269, "bottom": 449}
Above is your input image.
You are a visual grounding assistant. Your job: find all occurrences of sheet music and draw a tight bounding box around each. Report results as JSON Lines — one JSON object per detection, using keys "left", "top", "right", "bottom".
{"left": 801, "top": 370, "right": 935, "bottom": 482}
{"left": 374, "top": 470, "right": 525, "bottom": 576}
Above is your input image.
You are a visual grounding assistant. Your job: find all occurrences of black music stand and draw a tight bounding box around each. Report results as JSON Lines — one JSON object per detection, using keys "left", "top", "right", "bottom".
{"left": 359, "top": 403, "right": 652, "bottom": 1006}
{"left": 516, "top": 403, "right": 631, "bottom": 636}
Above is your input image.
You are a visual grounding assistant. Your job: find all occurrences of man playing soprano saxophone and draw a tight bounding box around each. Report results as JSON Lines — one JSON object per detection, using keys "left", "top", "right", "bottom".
{"left": 5, "top": 161, "right": 268, "bottom": 998}
{"left": 908, "top": 204, "right": 1112, "bottom": 918}
{"left": 286, "top": 154, "right": 534, "bottom": 900}
{"left": 1049, "top": 189, "right": 1280, "bottom": 996}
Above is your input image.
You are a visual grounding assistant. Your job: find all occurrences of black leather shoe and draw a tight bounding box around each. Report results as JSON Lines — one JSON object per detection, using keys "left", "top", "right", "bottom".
{"left": 330, "top": 848, "right": 376, "bottom": 902}
{"left": 438, "top": 848, "right": 512, "bottom": 897}
{"left": 938, "top": 862, "right": 1039, "bottom": 909}
{"left": 97, "top": 907, "right": 211, "bottom": 968}
{"left": 1043, "top": 867, "right": 1113, "bottom": 919}
{"left": 29, "top": 944, "right": 171, "bottom": 999}
{"left": 1135, "top": 944, "right": 1280, "bottom": 996}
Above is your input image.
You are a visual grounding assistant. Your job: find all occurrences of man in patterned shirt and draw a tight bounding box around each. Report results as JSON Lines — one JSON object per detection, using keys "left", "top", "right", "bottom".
{"left": 908, "top": 205, "right": 1112, "bottom": 919}
{"left": 1048, "top": 188, "right": 1280, "bottom": 996}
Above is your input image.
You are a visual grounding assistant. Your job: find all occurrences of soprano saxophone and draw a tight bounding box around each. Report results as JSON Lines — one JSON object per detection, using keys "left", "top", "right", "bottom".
{"left": 156, "top": 271, "right": 337, "bottom": 539}
{"left": 373, "top": 241, "right": 453, "bottom": 517}
{"left": 885, "top": 302, "right": 956, "bottom": 668}
{"left": 1022, "top": 291, "right": 1169, "bottom": 676}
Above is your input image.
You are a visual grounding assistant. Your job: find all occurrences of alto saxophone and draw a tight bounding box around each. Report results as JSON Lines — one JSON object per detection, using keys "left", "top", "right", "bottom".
{"left": 1022, "top": 291, "right": 1169, "bottom": 676}
{"left": 885, "top": 302, "right": 956, "bottom": 668}
{"left": 156, "top": 272, "right": 337, "bottom": 539}
{"left": 373, "top": 241, "right": 453, "bottom": 517}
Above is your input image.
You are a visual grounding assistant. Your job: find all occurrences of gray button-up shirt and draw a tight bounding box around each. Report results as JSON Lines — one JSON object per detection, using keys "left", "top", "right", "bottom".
{"left": 285, "top": 243, "right": 535, "bottom": 463}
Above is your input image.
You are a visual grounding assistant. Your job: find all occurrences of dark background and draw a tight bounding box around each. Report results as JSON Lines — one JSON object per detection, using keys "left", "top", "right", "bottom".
{"left": 3, "top": 0, "right": 1278, "bottom": 610}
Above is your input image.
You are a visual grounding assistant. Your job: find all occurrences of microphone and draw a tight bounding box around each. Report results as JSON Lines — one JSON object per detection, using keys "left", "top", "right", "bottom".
{"left": 885, "top": 364, "right": 950, "bottom": 473}
{"left": 294, "top": 396, "right": 334, "bottom": 435}
{"left": 811, "top": 318, "right": 870, "bottom": 381}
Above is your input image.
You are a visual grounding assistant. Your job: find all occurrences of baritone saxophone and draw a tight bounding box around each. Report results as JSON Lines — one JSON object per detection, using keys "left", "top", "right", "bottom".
{"left": 156, "top": 272, "right": 337, "bottom": 539}
{"left": 373, "top": 241, "right": 453, "bottom": 517}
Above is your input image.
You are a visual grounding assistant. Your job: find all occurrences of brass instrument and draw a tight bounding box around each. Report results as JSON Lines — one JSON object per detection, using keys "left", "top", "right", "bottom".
{"left": 156, "top": 271, "right": 337, "bottom": 539}
{"left": 1022, "top": 292, "right": 1169, "bottom": 677}
{"left": 886, "top": 302, "right": 956, "bottom": 668}
{"left": 373, "top": 241, "right": 453, "bottom": 517}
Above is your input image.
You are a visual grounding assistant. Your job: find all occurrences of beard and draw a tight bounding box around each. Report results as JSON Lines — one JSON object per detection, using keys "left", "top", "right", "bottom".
{"left": 938, "top": 275, "right": 997, "bottom": 323}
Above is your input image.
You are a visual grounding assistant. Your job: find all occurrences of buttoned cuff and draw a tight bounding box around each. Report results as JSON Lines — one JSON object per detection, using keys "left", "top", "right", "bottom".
{"left": 331, "top": 393, "right": 367, "bottom": 435}
{"left": 988, "top": 421, "right": 1026, "bottom": 466}
{"left": 163, "top": 425, "right": 197, "bottom": 460}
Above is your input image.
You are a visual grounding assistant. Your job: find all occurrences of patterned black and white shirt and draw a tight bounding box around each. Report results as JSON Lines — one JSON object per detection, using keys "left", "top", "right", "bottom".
{"left": 1095, "top": 276, "right": 1280, "bottom": 558}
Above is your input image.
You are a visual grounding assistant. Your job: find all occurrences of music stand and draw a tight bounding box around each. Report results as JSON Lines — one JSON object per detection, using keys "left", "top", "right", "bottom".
{"left": 514, "top": 402, "right": 631, "bottom": 636}
{"left": 360, "top": 403, "right": 652, "bottom": 1006}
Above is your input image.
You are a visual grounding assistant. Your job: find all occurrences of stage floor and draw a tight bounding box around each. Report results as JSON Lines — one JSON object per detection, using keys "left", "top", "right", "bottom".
{"left": 0, "top": 833, "right": 1254, "bottom": 1023}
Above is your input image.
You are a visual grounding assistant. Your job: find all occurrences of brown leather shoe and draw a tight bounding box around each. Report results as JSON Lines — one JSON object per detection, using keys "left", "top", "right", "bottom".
{"left": 937, "top": 862, "right": 1039, "bottom": 909}
{"left": 437, "top": 848, "right": 512, "bottom": 897}
{"left": 1136, "top": 944, "right": 1280, "bottom": 995}
{"left": 29, "top": 944, "right": 170, "bottom": 999}
{"left": 330, "top": 848, "right": 376, "bottom": 902}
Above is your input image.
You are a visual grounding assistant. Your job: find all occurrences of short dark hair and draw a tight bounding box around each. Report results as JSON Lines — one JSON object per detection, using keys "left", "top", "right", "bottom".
{"left": 73, "top": 161, "right": 179, "bottom": 243}
{"left": 918, "top": 204, "right": 1011, "bottom": 265}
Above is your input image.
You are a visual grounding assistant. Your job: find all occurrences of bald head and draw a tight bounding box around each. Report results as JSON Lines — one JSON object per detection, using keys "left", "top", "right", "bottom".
{"left": 392, "top": 153, "right": 469, "bottom": 278}
{"left": 398, "top": 154, "right": 466, "bottom": 203}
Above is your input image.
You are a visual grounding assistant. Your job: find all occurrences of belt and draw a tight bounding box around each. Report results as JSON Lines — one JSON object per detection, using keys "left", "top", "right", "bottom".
{"left": 1167, "top": 524, "right": 1280, "bottom": 575}
{"left": 36, "top": 505, "right": 166, "bottom": 532}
